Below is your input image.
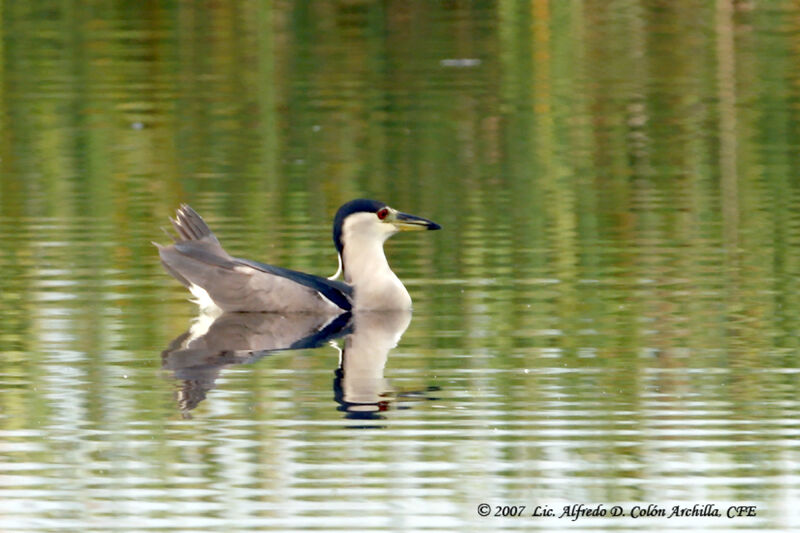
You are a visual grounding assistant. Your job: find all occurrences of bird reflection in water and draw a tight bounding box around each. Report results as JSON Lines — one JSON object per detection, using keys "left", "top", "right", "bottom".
{"left": 162, "top": 310, "right": 437, "bottom": 419}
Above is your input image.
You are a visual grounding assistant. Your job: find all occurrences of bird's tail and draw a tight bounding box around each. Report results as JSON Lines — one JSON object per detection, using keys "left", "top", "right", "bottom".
{"left": 169, "top": 204, "right": 216, "bottom": 243}
{"left": 154, "top": 205, "right": 232, "bottom": 297}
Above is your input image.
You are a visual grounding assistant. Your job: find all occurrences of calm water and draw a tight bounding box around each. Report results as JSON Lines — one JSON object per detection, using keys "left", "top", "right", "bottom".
{"left": 2, "top": 1, "right": 800, "bottom": 531}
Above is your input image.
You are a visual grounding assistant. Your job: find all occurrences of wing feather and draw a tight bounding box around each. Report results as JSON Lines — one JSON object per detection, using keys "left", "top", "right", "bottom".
{"left": 157, "top": 205, "right": 352, "bottom": 312}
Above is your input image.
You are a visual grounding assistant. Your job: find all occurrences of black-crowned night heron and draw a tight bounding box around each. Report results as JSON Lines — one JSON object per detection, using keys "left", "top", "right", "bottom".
{"left": 155, "top": 199, "right": 440, "bottom": 313}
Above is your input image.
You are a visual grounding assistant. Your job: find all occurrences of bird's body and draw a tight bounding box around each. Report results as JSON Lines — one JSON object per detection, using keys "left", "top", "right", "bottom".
{"left": 156, "top": 199, "right": 440, "bottom": 313}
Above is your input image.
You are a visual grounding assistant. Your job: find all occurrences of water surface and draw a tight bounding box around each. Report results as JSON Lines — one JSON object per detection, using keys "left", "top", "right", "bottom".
{"left": 2, "top": 1, "right": 800, "bottom": 531}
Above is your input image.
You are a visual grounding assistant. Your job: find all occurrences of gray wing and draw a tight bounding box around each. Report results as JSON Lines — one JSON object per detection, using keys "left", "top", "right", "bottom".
{"left": 155, "top": 205, "right": 353, "bottom": 312}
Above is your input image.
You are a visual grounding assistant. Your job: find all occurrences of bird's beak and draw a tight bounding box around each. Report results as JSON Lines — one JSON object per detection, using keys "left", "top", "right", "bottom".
{"left": 392, "top": 211, "right": 442, "bottom": 232}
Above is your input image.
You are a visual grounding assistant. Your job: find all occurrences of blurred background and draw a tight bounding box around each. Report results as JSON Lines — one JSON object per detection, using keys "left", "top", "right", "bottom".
{"left": 1, "top": 1, "right": 800, "bottom": 531}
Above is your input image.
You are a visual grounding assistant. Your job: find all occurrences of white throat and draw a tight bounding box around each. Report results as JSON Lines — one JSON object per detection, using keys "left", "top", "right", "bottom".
{"left": 340, "top": 212, "right": 412, "bottom": 310}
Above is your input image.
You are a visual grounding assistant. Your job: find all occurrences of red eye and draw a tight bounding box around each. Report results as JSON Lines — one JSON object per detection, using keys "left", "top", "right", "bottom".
{"left": 377, "top": 208, "right": 389, "bottom": 220}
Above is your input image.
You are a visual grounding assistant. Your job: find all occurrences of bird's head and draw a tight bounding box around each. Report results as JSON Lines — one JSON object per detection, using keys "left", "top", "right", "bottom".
{"left": 333, "top": 199, "right": 441, "bottom": 255}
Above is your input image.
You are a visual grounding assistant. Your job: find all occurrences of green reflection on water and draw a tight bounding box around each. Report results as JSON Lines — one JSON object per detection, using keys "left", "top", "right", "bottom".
{"left": 1, "top": 0, "right": 799, "bottom": 530}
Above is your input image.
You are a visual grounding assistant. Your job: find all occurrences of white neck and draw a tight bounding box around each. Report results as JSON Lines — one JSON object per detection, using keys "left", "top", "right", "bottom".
{"left": 340, "top": 213, "right": 412, "bottom": 310}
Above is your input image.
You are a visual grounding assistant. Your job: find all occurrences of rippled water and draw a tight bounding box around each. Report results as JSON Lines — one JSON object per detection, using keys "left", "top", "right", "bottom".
{"left": 2, "top": 1, "right": 800, "bottom": 532}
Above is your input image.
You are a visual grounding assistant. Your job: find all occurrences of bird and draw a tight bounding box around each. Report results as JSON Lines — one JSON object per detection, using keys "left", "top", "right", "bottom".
{"left": 155, "top": 199, "right": 441, "bottom": 313}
